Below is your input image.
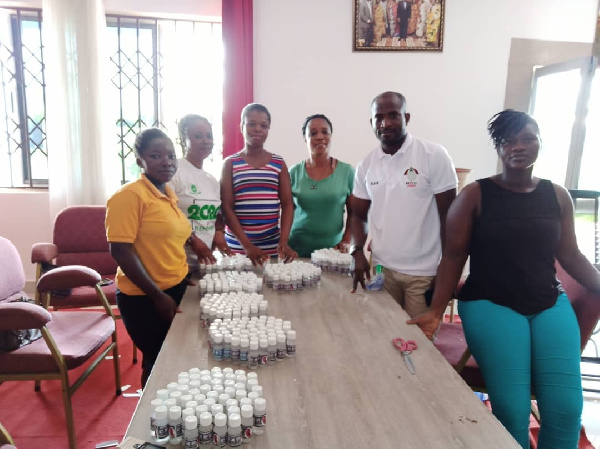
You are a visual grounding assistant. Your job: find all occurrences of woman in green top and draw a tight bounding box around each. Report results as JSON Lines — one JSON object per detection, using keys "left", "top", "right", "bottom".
{"left": 288, "top": 114, "right": 355, "bottom": 257}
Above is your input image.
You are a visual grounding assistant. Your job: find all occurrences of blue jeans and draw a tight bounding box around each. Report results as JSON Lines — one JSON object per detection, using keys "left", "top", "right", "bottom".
{"left": 458, "top": 293, "right": 582, "bottom": 449}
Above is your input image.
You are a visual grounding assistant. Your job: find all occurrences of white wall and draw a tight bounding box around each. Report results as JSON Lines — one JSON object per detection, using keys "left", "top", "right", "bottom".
{"left": 254, "top": 0, "right": 598, "bottom": 177}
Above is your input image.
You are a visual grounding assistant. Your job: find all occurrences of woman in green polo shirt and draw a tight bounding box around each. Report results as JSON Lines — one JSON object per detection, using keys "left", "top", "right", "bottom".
{"left": 288, "top": 114, "right": 355, "bottom": 258}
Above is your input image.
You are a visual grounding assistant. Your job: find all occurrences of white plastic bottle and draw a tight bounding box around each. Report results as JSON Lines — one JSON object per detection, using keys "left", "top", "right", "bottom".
{"left": 150, "top": 398, "right": 163, "bottom": 439}
{"left": 212, "top": 333, "right": 224, "bottom": 361}
{"left": 240, "top": 404, "right": 253, "bottom": 444}
{"left": 252, "top": 398, "right": 266, "bottom": 435}
{"left": 258, "top": 339, "right": 268, "bottom": 367}
{"left": 239, "top": 339, "right": 249, "bottom": 366}
{"left": 227, "top": 413, "right": 242, "bottom": 447}
{"left": 267, "top": 336, "right": 277, "bottom": 364}
{"left": 168, "top": 405, "right": 183, "bottom": 445}
{"left": 286, "top": 330, "right": 296, "bottom": 357}
{"left": 184, "top": 415, "right": 199, "bottom": 448}
{"left": 276, "top": 333, "right": 286, "bottom": 360}
{"left": 212, "top": 412, "right": 228, "bottom": 448}
{"left": 231, "top": 336, "right": 241, "bottom": 364}
{"left": 223, "top": 334, "right": 232, "bottom": 360}
{"left": 198, "top": 411, "right": 213, "bottom": 445}
{"left": 248, "top": 341, "right": 259, "bottom": 369}
{"left": 154, "top": 405, "right": 170, "bottom": 444}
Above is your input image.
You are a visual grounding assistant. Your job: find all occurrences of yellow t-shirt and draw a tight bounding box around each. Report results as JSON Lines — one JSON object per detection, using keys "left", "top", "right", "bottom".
{"left": 106, "top": 174, "right": 192, "bottom": 295}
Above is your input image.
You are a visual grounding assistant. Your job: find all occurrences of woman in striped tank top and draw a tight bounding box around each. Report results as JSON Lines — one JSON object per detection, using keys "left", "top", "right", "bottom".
{"left": 221, "top": 103, "right": 298, "bottom": 266}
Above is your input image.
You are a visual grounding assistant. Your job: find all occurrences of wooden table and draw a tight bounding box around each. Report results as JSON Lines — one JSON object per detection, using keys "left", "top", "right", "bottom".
{"left": 124, "top": 272, "right": 519, "bottom": 448}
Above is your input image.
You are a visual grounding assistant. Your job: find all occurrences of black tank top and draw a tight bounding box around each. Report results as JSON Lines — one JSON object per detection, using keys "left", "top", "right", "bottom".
{"left": 458, "top": 178, "right": 563, "bottom": 315}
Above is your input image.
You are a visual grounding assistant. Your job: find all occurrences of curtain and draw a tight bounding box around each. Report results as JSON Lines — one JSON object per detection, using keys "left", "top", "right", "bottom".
{"left": 222, "top": 0, "right": 253, "bottom": 157}
{"left": 43, "top": 0, "right": 114, "bottom": 221}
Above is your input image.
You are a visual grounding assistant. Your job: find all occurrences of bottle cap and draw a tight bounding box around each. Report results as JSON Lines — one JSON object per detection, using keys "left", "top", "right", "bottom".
{"left": 228, "top": 413, "right": 241, "bottom": 427}
{"left": 250, "top": 341, "right": 258, "bottom": 350}
{"left": 223, "top": 367, "right": 234, "bottom": 376}
{"left": 224, "top": 334, "right": 232, "bottom": 343}
{"left": 247, "top": 372, "right": 258, "bottom": 381}
{"left": 169, "top": 405, "right": 182, "bottom": 420}
{"left": 268, "top": 335, "right": 276, "bottom": 345}
{"left": 241, "top": 404, "right": 253, "bottom": 418}
{"left": 214, "top": 412, "right": 227, "bottom": 427}
{"left": 234, "top": 382, "right": 246, "bottom": 392}
{"left": 180, "top": 394, "right": 193, "bottom": 407}
{"left": 194, "top": 394, "right": 207, "bottom": 404}
{"left": 188, "top": 387, "right": 201, "bottom": 396}
{"left": 287, "top": 330, "right": 296, "bottom": 339}
{"left": 228, "top": 405, "right": 241, "bottom": 417}
{"left": 155, "top": 405, "right": 168, "bottom": 420}
{"left": 185, "top": 415, "right": 198, "bottom": 430}
{"left": 224, "top": 387, "right": 236, "bottom": 398}
{"left": 226, "top": 398, "right": 238, "bottom": 410}
{"left": 248, "top": 392, "right": 259, "bottom": 403}
{"left": 214, "top": 333, "right": 223, "bottom": 343}
{"left": 204, "top": 398, "right": 216, "bottom": 408}
{"left": 247, "top": 379, "right": 258, "bottom": 390}
{"left": 219, "top": 393, "right": 231, "bottom": 404}
{"left": 156, "top": 389, "right": 169, "bottom": 401}
{"left": 195, "top": 405, "right": 208, "bottom": 417}
{"left": 211, "top": 404, "right": 224, "bottom": 416}
{"left": 254, "top": 397, "right": 266, "bottom": 412}
{"left": 235, "top": 390, "right": 247, "bottom": 401}
{"left": 231, "top": 336, "right": 241, "bottom": 346}
{"left": 252, "top": 386, "right": 263, "bottom": 397}
{"left": 199, "top": 411, "right": 213, "bottom": 427}
{"left": 213, "top": 385, "right": 224, "bottom": 395}
{"left": 164, "top": 398, "right": 177, "bottom": 409}
{"left": 182, "top": 407, "right": 195, "bottom": 420}
{"left": 277, "top": 333, "right": 286, "bottom": 343}
{"left": 166, "top": 382, "right": 178, "bottom": 393}
{"left": 178, "top": 377, "right": 190, "bottom": 386}
{"left": 185, "top": 401, "right": 198, "bottom": 410}
{"left": 259, "top": 339, "right": 268, "bottom": 348}
{"left": 151, "top": 398, "right": 163, "bottom": 411}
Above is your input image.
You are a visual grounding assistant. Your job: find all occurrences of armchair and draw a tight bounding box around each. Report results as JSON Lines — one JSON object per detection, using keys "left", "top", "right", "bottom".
{"left": 0, "top": 237, "right": 122, "bottom": 449}
{"left": 31, "top": 205, "right": 137, "bottom": 363}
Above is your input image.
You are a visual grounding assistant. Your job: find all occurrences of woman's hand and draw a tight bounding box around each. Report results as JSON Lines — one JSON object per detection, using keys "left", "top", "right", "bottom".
{"left": 334, "top": 240, "right": 351, "bottom": 253}
{"left": 406, "top": 310, "right": 442, "bottom": 340}
{"left": 278, "top": 243, "right": 298, "bottom": 263}
{"left": 151, "top": 292, "right": 177, "bottom": 323}
{"left": 190, "top": 235, "right": 216, "bottom": 265}
{"left": 245, "top": 244, "right": 270, "bottom": 266}
{"left": 212, "top": 231, "right": 233, "bottom": 256}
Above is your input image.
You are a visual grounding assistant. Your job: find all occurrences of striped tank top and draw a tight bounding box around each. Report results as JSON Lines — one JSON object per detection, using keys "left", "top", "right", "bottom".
{"left": 225, "top": 153, "right": 283, "bottom": 255}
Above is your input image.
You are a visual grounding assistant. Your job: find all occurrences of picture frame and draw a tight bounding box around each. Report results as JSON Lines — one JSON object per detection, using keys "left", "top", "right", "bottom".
{"left": 353, "top": 0, "right": 445, "bottom": 52}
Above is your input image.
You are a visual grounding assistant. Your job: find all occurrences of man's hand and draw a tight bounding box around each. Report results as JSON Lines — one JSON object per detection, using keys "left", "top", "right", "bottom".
{"left": 245, "top": 244, "right": 270, "bottom": 267}
{"left": 212, "top": 231, "right": 233, "bottom": 256}
{"left": 351, "top": 250, "right": 371, "bottom": 292}
{"left": 406, "top": 310, "right": 442, "bottom": 340}
{"left": 278, "top": 243, "right": 298, "bottom": 263}
{"left": 190, "top": 235, "right": 216, "bottom": 265}
{"left": 334, "top": 240, "right": 351, "bottom": 253}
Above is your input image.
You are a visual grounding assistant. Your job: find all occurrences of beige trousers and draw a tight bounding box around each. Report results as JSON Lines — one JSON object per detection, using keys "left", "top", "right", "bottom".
{"left": 383, "top": 269, "right": 434, "bottom": 318}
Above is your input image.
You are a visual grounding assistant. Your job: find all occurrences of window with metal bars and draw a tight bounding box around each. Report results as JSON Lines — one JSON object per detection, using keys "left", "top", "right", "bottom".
{"left": 0, "top": 8, "right": 47, "bottom": 188}
{"left": 0, "top": 9, "right": 223, "bottom": 188}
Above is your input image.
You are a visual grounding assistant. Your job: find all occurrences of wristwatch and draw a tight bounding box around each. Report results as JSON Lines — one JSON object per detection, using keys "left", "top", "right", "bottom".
{"left": 350, "top": 245, "right": 364, "bottom": 256}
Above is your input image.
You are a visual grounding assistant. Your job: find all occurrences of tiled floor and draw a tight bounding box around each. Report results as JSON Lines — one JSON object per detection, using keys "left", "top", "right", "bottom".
{"left": 582, "top": 331, "right": 600, "bottom": 449}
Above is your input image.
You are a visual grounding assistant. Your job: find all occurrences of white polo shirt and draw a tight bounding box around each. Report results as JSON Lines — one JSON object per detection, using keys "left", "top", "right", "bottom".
{"left": 353, "top": 134, "right": 457, "bottom": 275}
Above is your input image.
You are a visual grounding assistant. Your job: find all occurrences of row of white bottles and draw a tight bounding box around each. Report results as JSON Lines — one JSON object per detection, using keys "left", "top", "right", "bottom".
{"left": 208, "top": 316, "right": 296, "bottom": 365}
{"left": 199, "top": 271, "right": 262, "bottom": 296}
{"left": 200, "top": 293, "right": 267, "bottom": 327}
{"left": 263, "top": 261, "right": 322, "bottom": 291}
{"left": 311, "top": 248, "right": 353, "bottom": 275}
{"left": 151, "top": 367, "right": 267, "bottom": 447}
{"left": 199, "top": 254, "right": 253, "bottom": 276}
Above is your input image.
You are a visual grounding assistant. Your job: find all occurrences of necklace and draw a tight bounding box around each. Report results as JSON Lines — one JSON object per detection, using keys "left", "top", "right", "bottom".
{"left": 308, "top": 157, "right": 334, "bottom": 190}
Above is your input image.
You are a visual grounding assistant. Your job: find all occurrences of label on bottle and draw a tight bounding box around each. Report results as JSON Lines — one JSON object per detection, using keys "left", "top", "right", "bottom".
{"left": 249, "top": 354, "right": 258, "bottom": 367}
{"left": 169, "top": 422, "right": 183, "bottom": 438}
{"left": 242, "top": 424, "right": 253, "bottom": 441}
{"left": 258, "top": 354, "right": 268, "bottom": 365}
{"left": 185, "top": 436, "right": 198, "bottom": 448}
{"left": 239, "top": 350, "right": 248, "bottom": 362}
{"left": 199, "top": 430, "right": 212, "bottom": 444}
{"left": 269, "top": 349, "right": 277, "bottom": 361}
{"left": 150, "top": 416, "right": 156, "bottom": 432}
{"left": 212, "top": 347, "right": 223, "bottom": 360}
{"left": 228, "top": 432, "right": 242, "bottom": 447}
{"left": 253, "top": 413, "right": 266, "bottom": 427}
{"left": 276, "top": 348, "right": 286, "bottom": 359}
{"left": 231, "top": 348, "right": 240, "bottom": 360}
{"left": 212, "top": 432, "right": 227, "bottom": 447}
{"left": 287, "top": 343, "right": 296, "bottom": 355}
{"left": 223, "top": 347, "right": 231, "bottom": 359}
{"left": 156, "top": 423, "right": 169, "bottom": 438}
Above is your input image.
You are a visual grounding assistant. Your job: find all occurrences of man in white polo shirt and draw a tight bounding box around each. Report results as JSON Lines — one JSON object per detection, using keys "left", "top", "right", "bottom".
{"left": 350, "top": 91, "right": 457, "bottom": 317}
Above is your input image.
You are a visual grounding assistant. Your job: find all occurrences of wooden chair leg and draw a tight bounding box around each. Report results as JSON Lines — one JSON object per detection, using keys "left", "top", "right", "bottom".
{"left": 60, "top": 373, "right": 77, "bottom": 449}
{"left": 34, "top": 380, "right": 41, "bottom": 391}
{"left": 133, "top": 343, "right": 138, "bottom": 364}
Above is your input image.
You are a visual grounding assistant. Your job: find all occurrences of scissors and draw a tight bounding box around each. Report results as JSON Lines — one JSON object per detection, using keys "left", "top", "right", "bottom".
{"left": 393, "top": 338, "right": 417, "bottom": 375}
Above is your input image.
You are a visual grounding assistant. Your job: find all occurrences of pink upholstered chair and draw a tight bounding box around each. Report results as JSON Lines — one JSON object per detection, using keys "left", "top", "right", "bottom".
{"left": 434, "top": 263, "right": 600, "bottom": 394}
{"left": 31, "top": 206, "right": 137, "bottom": 363}
{"left": 0, "top": 236, "right": 122, "bottom": 449}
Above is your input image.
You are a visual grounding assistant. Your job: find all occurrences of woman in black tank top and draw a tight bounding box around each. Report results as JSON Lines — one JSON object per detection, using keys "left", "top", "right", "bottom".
{"left": 409, "top": 110, "right": 600, "bottom": 448}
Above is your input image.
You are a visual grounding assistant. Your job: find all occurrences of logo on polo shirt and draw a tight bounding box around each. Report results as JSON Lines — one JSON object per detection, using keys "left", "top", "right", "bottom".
{"left": 190, "top": 184, "right": 199, "bottom": 194}
{"left": 404, "top": 167, "right": 418, "bottom": 188}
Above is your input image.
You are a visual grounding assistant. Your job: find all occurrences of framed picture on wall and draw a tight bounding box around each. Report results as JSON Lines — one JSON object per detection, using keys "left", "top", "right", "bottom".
{"left": 353, "top": 0, "right": 445, "bottom": 51}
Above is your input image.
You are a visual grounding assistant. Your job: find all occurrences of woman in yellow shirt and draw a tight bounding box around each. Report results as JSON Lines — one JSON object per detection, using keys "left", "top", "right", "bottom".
{"left": 106, "top": 128, "right": 206, "bottom": 387}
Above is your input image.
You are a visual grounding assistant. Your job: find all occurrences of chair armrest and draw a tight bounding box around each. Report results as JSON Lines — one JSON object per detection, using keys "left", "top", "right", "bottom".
{"left": 31, "top": 243, "right": 58, "bottom": 264}
{"left": 0, "top": 302, "right": 52, "bottom": 331}
{"left": 37, "top": 265, "right": 102, "bottom": 294}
